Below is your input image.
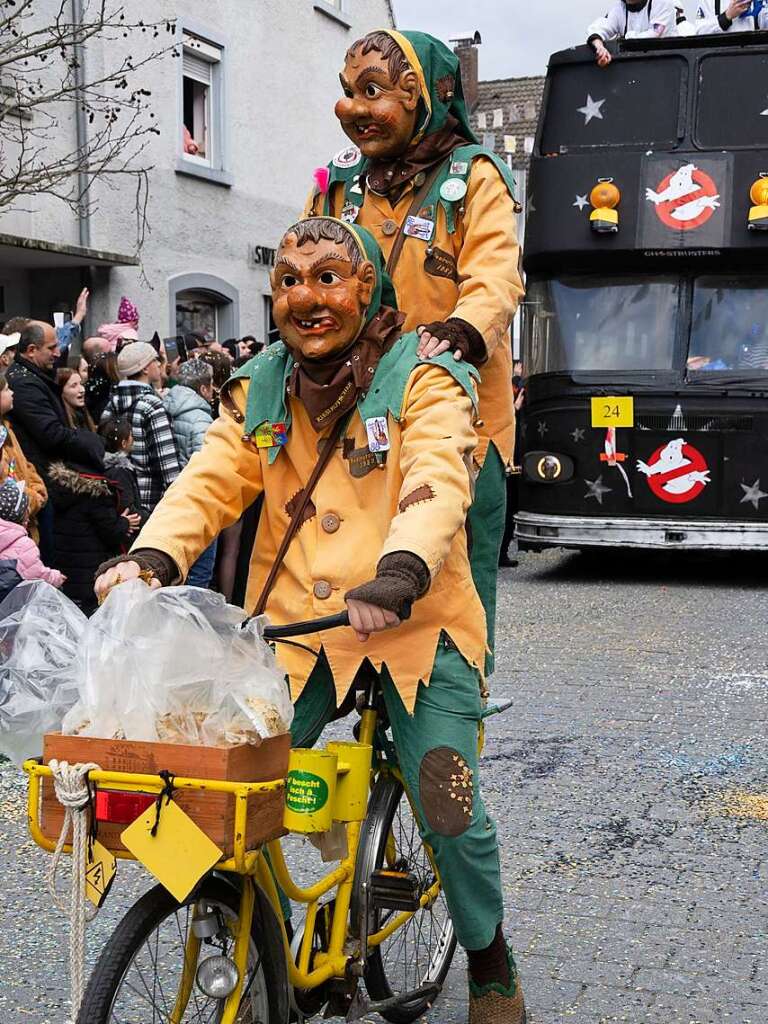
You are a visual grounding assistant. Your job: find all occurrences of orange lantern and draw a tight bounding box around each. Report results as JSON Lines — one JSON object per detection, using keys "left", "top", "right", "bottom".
{"left": 589, "top": 178, "right": 621, "bottom": 234}
{"left": 748, "top": 174, "right": 768, "bottom": 231}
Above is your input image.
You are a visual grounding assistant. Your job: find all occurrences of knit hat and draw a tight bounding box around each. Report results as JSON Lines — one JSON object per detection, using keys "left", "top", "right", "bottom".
{"left": 0, "top": 332, "right": 20, "bottom": 358}
{"left": 117, "top": 341, "right": 159, "bottom": 379}
{"left": 0, "top": 479, "right": 28, "bottom": 525}
{"left": 118, "top": 296, "right": 139, "bottom": 326}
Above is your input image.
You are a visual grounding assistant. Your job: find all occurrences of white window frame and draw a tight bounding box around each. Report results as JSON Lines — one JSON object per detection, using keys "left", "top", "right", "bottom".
{"left": 314, "top": 0, "right": 352, "bottom": 28}
{"left": 176, "top": 22, "right": 233, "bottom": 187}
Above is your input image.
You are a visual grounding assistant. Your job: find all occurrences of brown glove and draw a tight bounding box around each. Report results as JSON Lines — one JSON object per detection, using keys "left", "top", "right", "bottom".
{"left": 345, "top": 551, "right": 430, "bottom": 619}
{"left": 419, "top": 317, "right": 487, "bottom": 366}
{"left": 94, "top": 548, "right": 181, "bottom": 587}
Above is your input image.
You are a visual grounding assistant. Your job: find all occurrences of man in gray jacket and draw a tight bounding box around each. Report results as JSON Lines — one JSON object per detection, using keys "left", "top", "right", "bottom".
{"left": 164, "top": 358, "right": 217, "bottom": 587}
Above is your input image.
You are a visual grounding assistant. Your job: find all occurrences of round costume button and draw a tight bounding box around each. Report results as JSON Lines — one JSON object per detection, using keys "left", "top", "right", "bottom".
{"left": 381, "top": 219, "right": 398, "bottom": 236}
{"left": 414, "top": 171, "right": 426, "bottom": 186}
{"left": 321, "top": 513, "right": 341, "bottom": 534}
{"left": 313, "top": 580, "right": 332, "bottom": 600}
{"left": 439, "top": 177, "right": 468, "bottom": 202}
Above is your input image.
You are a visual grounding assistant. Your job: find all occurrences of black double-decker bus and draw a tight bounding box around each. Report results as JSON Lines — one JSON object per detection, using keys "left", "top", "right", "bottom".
{"left": 517, "top": 32, "right": 768, "bottom": 552}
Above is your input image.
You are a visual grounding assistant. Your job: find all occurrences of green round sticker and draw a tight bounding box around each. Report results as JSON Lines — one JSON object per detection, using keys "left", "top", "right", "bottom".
{"left": 285, "top": 770, "right": 329, "bottom": 814}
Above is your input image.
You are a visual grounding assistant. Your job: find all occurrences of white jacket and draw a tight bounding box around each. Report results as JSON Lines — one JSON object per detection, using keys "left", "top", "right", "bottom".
{"left": 696, "top": 0, "right": 768, "bottom": 33}
{"left": 588, "top": 0, "right": 679, "bottom": 41}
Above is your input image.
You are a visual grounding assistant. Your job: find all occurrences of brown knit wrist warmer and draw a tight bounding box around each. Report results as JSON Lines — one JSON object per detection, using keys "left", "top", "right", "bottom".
{"left": 420, "top": 317, "right": 488, "bottom": 367}
{"left": 345, "top": 551, "right": 430, "bottom": 619}
{"left": 94, "top": 549, "right": 181, "bottom": 587}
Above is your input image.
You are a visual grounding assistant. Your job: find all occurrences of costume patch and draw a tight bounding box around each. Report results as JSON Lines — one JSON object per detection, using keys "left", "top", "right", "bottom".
{"left": 253, "top": 420, "right": 288, "bottom": 449}
{"left": 419, "top": 747, "right": 474, "bottom": 837}
{"left": 436, "top": 73, "right": 456, "bottom": 102}
{"left": 424, "top": 247, "right": 459, "bottom": 281}
{"left": 341, "top": 203, "right": 359, "bottom": 224}
{"left": 417, "top": 204, "right": 435, "bottom": 221}
{"left": 333, "top": 144, "right": 362, "bottom": 168}
{"left": 285, "top": 490, "right": 316, "bottom": 528}
{"left": 404, "top": 214, "right": 435, "bottom": 242}
{"left": 365, "top": 417, "right": 390, "bottom": 453}
{"left": 343, "top": 438, "right": 381, "bottom": 478}
{"left": 399, "top": 483, "right": 435, "bottom": 513}
{"left": 449, "top": 159, "right": 469, "bottom": 176}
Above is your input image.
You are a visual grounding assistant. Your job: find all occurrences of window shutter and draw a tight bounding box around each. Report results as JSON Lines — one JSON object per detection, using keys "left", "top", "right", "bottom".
{"left": 183, "top": 50, "right": 212, "bottom": 85}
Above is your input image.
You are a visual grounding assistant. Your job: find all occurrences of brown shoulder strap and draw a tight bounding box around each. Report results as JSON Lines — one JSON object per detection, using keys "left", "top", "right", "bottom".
{"left": 385, "top": 163, "right": 445, "bottom": 278}
{"left": 252, "top": 416, "right": 346, "bottom": 616}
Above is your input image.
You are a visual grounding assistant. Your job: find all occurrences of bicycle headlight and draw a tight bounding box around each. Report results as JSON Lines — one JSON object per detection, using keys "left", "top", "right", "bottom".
{"left": 196, "top": 955, "right": 240, "bottom": 999}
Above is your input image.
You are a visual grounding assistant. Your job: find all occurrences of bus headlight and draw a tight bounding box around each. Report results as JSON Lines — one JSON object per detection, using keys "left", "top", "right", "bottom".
{"left": 524, "top": 451, "right": 574, "bottom": 484}
{"left": 537, "top": 455, "right": 562, "bottom": 480}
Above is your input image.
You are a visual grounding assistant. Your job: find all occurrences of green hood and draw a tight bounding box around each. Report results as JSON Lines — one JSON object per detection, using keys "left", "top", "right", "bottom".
{"left": 384, "top": 29, "right": 479, "bottom": 145}
{"left": 342, "top": 220, "right": 398, "bottom": 321}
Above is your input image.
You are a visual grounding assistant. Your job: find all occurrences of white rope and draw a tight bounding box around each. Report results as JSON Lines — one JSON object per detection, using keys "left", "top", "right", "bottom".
{"left": 47, "top": 759, "right": 101, "bottom": 1023}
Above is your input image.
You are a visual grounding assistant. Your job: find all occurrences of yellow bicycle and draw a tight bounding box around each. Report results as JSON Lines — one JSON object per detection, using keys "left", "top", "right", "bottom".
{"left": 25, "top": 611, "right": 457, "bottom": 1023}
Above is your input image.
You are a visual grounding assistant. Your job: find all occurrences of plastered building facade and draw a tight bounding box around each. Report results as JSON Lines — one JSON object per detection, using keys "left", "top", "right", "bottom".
{"left": 0, "top": 0, "right": 394, "bottom": 344}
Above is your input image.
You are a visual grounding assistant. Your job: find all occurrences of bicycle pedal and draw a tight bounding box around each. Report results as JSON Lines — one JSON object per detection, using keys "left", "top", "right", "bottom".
{"left": 369, "top": 868, "right": 421, "bottom": 912}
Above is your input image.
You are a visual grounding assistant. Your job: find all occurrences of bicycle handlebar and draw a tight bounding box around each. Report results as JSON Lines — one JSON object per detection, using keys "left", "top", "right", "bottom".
{"left": 261, "top": 610, "right": 350, "bottom": 640}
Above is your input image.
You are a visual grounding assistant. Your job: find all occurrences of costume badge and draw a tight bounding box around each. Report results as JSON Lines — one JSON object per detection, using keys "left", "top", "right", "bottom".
{"left": 333, "top": 144, "right": 362, "bottom": 169}
{"left": 440, "top": 178, "right": 468, "bottom": 202}
{"left": 349, "top": 174, "right": 364, "bottom": 196}
{"left": 0, "top": 426, "right": 7, "bottom": 448}
{"left": 341, "top": 203, "right": 360, "bottom": 224}
{"left": 365, "top": 417, "right": 390, "bottom": 453}
{"left": 404, "top": 215, "right": 435, "bottom": 242}
{"left": 449, "top": 159, "right": 469, "bottom": 175}
{"left": 418, "top": 204, "right": 435, "bottom": 221}
{"left": 253, "top": 421, "right": 288, "bottom": 448}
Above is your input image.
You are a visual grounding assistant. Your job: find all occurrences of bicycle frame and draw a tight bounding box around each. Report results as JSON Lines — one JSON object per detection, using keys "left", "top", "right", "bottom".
{"left": 23, "top": 610, "right": 445, "bottom": 1023}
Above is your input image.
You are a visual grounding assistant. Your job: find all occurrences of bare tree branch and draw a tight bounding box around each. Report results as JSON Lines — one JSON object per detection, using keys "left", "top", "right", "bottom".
{"left": 0, "top": 0, "right": 178, "bottom": 253}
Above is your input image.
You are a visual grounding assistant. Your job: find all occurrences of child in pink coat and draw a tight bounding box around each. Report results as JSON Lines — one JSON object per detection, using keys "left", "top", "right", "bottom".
{"left": 0, "top": 479, "right": 64, "bottom": 588}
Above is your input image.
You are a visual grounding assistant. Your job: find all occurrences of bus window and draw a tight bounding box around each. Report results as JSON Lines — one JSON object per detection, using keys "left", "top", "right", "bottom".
{"left": 523, "top": 277, "right": 680, "bottom": 375}
{"left": 689, "top": 277, "right": 768, "bottom": 374}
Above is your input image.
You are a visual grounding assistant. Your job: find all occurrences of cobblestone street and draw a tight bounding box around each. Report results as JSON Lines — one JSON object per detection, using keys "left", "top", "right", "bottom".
{"left": 2, "top": 548, "right": 768, "bottom": 1023}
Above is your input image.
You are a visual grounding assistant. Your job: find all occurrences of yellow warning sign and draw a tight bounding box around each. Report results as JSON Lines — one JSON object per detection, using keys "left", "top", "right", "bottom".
{"left": 121, "top": 798, "right": 222, "bottom": 902}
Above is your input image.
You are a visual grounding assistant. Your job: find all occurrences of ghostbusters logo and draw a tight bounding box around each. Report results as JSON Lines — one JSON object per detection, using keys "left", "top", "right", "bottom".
{"left": 636, "top": 439, "right": 711, "bottom": 504}
{"left": 645, "top": 164, "right": 721, "bottom": 231}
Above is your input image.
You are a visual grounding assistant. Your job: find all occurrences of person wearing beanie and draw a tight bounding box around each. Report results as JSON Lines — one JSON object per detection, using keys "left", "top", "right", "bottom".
{"left": 96, "top": 294, "right": 140, "bottom": 352}
{"left": 163, "top": 358, "right": 217, "bottom": 587}
{"left": 100, "top": 341, "right": 180, "bottom": 510}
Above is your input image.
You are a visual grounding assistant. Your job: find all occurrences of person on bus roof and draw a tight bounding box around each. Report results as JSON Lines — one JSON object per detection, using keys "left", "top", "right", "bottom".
{"left": 588, "top": 0, "right": 679, "bottom": 66}
{"left": 695, "top": 0, "right": 768, "bottom": 33}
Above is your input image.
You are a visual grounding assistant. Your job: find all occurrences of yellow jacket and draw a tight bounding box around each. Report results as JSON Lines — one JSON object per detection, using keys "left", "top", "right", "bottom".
{"left": 132, "top": 337, "right": 487, "bottom": 712}
{"left": 306, "top": 156, "right": 524, "bottom": 467}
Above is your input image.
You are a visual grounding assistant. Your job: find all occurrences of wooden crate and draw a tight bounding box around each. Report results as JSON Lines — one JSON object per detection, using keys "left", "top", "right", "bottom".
{"left": 40, "top": 732, "right": 290, "bottom": 857}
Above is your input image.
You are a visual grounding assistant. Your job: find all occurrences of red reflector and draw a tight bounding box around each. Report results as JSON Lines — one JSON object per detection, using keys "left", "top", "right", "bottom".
{"left": 95, "top": 790, "right": 156, "bottom": 825}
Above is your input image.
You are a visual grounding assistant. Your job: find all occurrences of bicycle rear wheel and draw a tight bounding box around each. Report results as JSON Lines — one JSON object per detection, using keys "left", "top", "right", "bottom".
{"left": 76, "top": 876, "right": 285, "bottom": 1023}
{"left": 352, "top": 773, "right": 456, "bottom": 1023}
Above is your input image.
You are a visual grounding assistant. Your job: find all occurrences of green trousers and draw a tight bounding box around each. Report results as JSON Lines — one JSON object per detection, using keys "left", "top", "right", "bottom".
{"left": 468, "top": 444, "right": 506, "bottom": 676}
{"left": 291, "top": 638, "right": 505, "bottom": 952}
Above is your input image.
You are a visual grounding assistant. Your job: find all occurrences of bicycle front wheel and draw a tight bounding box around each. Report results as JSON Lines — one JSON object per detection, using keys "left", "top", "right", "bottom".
{"left": 352, "top": 773, "right": 456, "bottom": 1023}
{"left": 77, "top": 876, "right": 285, "bottom": 1023}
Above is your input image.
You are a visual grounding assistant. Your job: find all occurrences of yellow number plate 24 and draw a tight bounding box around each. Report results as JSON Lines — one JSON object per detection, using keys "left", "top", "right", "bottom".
{"left": 590, "top": 396, "right": 634, "bottom": 429}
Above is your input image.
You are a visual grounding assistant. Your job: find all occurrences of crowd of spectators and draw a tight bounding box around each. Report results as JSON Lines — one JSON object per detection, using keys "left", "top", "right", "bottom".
{"left": 0, "top": 289, "right": 265, "bottom": 609}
